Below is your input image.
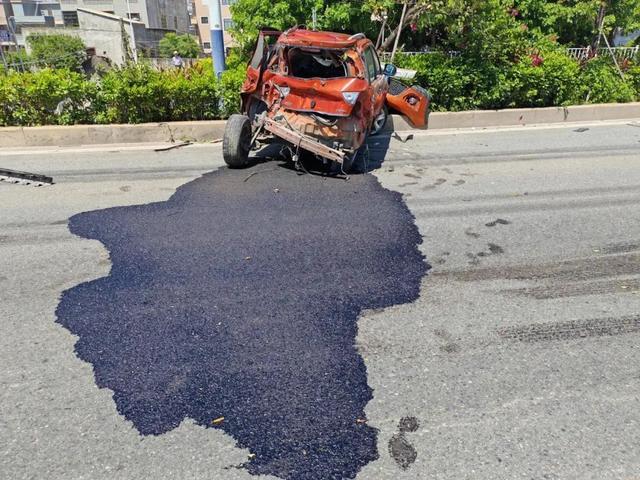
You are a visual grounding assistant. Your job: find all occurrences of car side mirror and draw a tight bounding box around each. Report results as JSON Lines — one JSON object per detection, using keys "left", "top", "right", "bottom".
{"left": 383, "top": 63, "right": 397, "bottom": 77}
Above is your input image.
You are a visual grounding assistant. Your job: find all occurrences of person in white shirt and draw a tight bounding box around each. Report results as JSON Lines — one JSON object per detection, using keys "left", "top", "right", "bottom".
{"left": 171, "top": 51, "right": 183, "bottom": 68}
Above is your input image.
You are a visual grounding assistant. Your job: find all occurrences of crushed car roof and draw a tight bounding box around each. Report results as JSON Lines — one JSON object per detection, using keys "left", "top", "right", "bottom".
{"left": 278, "top": 28, "right": 367, "bottom": 49}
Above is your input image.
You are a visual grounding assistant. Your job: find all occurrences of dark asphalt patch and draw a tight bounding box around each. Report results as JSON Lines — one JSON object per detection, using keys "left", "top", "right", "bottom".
{"left": 56, "top": 162, "right": 427, "bottom": 480}
{"left": 388, "top": 417, "right": 420, "bottom": 469}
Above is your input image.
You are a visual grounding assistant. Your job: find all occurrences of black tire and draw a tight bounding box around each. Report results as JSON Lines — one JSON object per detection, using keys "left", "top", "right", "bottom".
{"left": 223, "top": 114, "right": 252, "bottom": 168}
{"left": 370, "top": 105, "right": 388, "bottom": 136}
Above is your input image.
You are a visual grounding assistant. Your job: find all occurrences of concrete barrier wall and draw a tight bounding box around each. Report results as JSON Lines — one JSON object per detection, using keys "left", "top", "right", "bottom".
{"left": 1, "top": 103, "right": 639, "bottom": 148}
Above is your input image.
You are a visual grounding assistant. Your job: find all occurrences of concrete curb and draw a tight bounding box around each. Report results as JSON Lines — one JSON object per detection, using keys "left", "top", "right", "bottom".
{"left": 1, "top": 103, "right": 639, "bottom": 148}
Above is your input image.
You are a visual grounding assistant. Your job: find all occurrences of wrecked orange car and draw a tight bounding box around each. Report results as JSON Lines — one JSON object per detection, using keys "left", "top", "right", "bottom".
{"left": 222, "top": 26, "right": 431, "bottom": 173}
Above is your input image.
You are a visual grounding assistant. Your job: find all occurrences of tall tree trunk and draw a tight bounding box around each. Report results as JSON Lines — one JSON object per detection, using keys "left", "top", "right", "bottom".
{"left": 591, "top": 2, "right": 607, "bottom": 51}
{"left": 379, "top": 4, "right": 426, "bottom": 52}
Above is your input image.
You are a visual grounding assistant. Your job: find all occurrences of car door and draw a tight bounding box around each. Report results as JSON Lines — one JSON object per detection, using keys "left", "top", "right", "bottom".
{"left": 362, "top": 44, "right": 387, "bottom": 125}
{"left": 241, "top": 28, "right": 282, "bottom": 96}
{"left": 385, "top": 78, "right": 431, "bottom": 128}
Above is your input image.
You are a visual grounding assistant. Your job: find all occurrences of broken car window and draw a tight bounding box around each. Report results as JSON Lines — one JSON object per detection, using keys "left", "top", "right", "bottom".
{"left": 287, "top": 48, "right": 350, "bottom": 78}
{"left": 363, "top": 46, "right": 378, "bottom": 83}
{"left": 249, "top": 35, "right": 265, "bottom": 69}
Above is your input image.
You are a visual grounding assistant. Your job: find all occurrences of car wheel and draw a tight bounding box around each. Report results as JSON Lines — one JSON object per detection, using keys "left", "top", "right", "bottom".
{"left": 370, "top": 105, "right": 388, "bottom": 136}
{"left": 223, "top": 114, "right": 252, "bottom": 168}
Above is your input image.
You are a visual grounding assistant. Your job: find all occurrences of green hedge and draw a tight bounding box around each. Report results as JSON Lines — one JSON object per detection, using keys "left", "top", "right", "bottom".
{"left": 1, "top": 54, "right": 639, "bottom": 127}
{"left": 396, "top": 51, "right": 640, "bottom": 111}
{"left": 0, "top": 68, "right": 97, "bottom": 126}
{"left": 0, "top": 59, "right": 243, "bottom": 127}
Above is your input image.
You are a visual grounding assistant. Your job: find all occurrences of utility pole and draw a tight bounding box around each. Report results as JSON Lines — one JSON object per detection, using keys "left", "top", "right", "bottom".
{"left": 205, "top": 0, "right": 226, "bottom": 76}
{"left": 125, "top": 0, "right": 138, "bottom": 62}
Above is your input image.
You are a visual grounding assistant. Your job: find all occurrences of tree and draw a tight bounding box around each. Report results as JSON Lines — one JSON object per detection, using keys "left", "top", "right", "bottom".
{"left": 26, "top": 33, "right": 86, "bottom": 71}
{"left": 513, "top": 0, "right": 640, "bottom": 46}
{"left": 159, "top": 33, "right": 201, "bottom": 58}
{"left": 230, "top": 0, "right": 320, "bottom": 54}
{"left": 229, "top": 0, "right": 391, "bottom": 56}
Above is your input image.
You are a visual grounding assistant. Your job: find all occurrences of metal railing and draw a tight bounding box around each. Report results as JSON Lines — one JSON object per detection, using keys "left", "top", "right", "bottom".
{"left": 381, "top": 46, "right": 640, "bottom": 63}
{"left": 566, "top": 45, "right": 640, "bottom": 61}
{"left": 379, "top": 50, "right": 460, "bottom": 62}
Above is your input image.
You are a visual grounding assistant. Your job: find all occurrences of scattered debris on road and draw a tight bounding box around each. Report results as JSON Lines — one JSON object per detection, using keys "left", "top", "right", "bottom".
{"left": 154, "top": 141, "right": 192, "bottom": 152}
{"left": 392, "top": 132, "right": 414, "bottom": 143}
{"left": 485, "top": 218, "right": 510, "bottom": 227}
{"left": 212, "top": 416, "right": 225, "bottom": 425}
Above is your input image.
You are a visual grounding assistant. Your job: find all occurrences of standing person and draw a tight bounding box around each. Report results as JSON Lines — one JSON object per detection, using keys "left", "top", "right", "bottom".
{"left": 172, "top": 51, "right": 183, "bottom": 68}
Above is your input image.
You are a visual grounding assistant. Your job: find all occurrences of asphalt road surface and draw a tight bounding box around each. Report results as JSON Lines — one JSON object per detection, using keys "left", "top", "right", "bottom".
{"left": 2, "top": 120, "right": 640, "bottom": 480}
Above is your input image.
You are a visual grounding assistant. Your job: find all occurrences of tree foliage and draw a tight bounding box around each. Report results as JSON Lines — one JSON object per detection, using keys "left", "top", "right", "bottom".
{"left": 513, "top": 0, "right": 640, "bottom": 46}
{"left": 26, "top": 33, "right": 87, "bottom": 71}
{"left": 158, "top": 33, "right": 201, "bottom": 58}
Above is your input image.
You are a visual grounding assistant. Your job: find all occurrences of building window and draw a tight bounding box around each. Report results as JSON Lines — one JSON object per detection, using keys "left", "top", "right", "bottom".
{"left": 203, "top": 42, "right": 211, "bottom": 49}
{"left": 160, "top": 14, "right": 167, "bottom": 28}
{"left": 200, "top": 16, "right": 208, "bottom": 24}
{"left": 174, "top": 16, "right": 178, "bottom": 29}
{"left": 62, "top": 10, "right": 79, "bottom": 26}
{"left": 221, "top": 0, "right": 237, "bottom": 4}
{"left": 127, "top": 12, "right": 141, "bottom": 20}
{"left": 223, "top": 18, "right": 234, "bottom": 30}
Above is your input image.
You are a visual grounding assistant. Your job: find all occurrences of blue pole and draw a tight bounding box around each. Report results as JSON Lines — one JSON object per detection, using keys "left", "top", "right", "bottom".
{"left": 206, "top": 0, "right": 226, "bottom": 76}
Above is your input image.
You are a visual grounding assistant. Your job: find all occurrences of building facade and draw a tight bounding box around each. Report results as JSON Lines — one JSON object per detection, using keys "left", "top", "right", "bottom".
{"left": 190, "top": 0, "right": 234, "bottom": 54}
{"left": 1, "top": 0, "right": 190, "bottom": 39}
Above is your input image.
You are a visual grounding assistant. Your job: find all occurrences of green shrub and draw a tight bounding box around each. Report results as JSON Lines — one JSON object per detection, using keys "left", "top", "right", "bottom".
{"left": 27, "top": 33, "right": 86, "bottom": 72}
{"left": 95, "top": 63, "right": 165, "bottom": 123}
{"left": 158, "top": 33, "right": 201, "bottom": 58}
{"left": 396, "top": 53, "right": 476, "bottom": 111}
{"left": 395, "top": 50, "right": 638, "bottom": 111}
{"left": 579, "top": 57, "right": 637, "bottom": 104}
{"left": 95, "top": 61, "right": 219, "bottom": 123}
{"left": 218, "top": 61, "right": 247, "bottom": 118}
{"left": 164, "top": 59, "right": 219, "bottom": 121}
{"left": 0, "top": 68, "right": 97, "bottom": 126}
{"left": 627, "top": 65, "right": 640, "bottom": 96}
{"left": 1, "top": 51, "right": 636, "bottom": 127}
{"left": 505, "top": 50, "right": 582, "bottom": 107}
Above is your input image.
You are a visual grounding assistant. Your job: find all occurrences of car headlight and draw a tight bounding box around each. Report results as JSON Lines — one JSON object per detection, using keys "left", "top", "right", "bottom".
{"left": 341, "top": 92, "right": 359, "bottom": 105}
